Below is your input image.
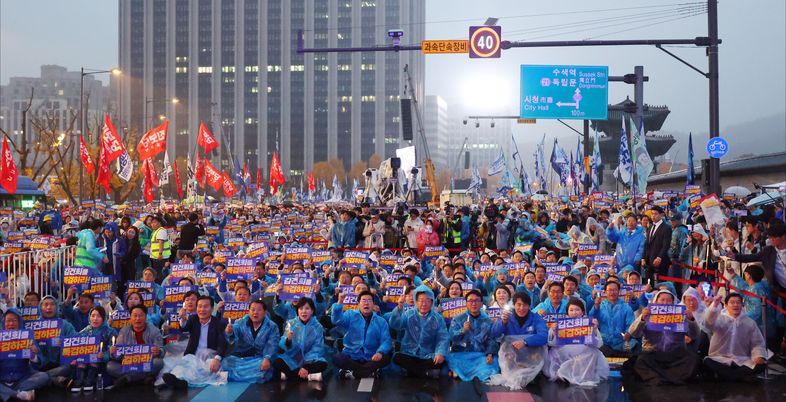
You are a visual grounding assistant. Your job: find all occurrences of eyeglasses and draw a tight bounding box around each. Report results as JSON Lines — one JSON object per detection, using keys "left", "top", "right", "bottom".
{"left": 466, "top": 299, "right": 482, "bottom": 304}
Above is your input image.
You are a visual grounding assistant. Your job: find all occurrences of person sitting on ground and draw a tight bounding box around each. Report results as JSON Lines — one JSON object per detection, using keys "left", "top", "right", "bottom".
{"left": 590, "top": 281, "right": 637, "bottom": 357}
{"left": 0, "top": 309, "right": 48, "bottom": 401}
{"left": 488, "top": 292, "right": 548, "bottom": 390}
{"left": 273, "top": 297, "right": 327, "bottom": 382}
{"left": 390, "top": 285, "right": 449, "bottom": 379}
{"left": 702, "top": 293, "right": 768, "bottom": 381}
{"left": 162, "top": 296, "right": 228, "bottom": 388}
{"left": 68, "top": 306, "right": 116, "bottom": 393}
{"left": 628, "top": 289, "right": 700, "bottom": 385}
{"left": 108, "top": 305, "right": 164, "bottom": 388}
{"left": 545, "top": 297, "right": 608, "bottom": 386}
{"left": 222, "top": 299, "right": 279, "bottom": 383}
{"left": 331, "top": 290, "right": 393, "bottom": 379}
{"left": 446, "top": 290, "right": 499, "bottom": 382}
{"left": 33, "top": 295, "right": 77, "bottom": 388}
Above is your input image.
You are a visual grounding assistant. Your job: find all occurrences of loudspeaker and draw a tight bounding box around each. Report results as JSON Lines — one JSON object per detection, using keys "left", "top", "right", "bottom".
{"left": 400, "top": 98, "right": 413, "bottom": 141}
{"left": 464, "top": 151, "right": 470, "bottom": 169}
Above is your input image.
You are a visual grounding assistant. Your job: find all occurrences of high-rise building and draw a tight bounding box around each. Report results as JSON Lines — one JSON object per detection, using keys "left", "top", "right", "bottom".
{"left": 118, "top": 0, "right": 425, "bottom": 179}
{"left": 0, "top": 65, "right": 111, "bottom": 161}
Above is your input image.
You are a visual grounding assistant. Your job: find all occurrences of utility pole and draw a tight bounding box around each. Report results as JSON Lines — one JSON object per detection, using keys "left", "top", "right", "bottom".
{"left": 707, "top": 0, "right": 721, "bottom": 196}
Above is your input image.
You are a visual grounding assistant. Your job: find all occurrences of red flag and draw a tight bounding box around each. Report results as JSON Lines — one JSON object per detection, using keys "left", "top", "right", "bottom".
{"left": 0, "top": 136, "right": 18, "bottom": 194}
{"left": 143, "top": 158, "right": 160, "bottom": 187}
{"left": 173, "top": 159, "right": 183, "bottom": 199}
{"left": 100, "top": 113, "right": 126, "bottom": 163}
{"left": 197, "top": 122, "right": 219, "bottom": 153}
{"left": 79, "top": 135, "right": 95, "bottom": 174}
{"left": 307, "top": 172, "right": 315, "bottom": 193}
{"left": 204, "top": 159, "right": 223, "bottom": 191}
{"left": 195, "top": 151, "right": 205, "bottom": 187}
{"left": 137, "top": 120, "right": 168, "bottom": 160}
{"left": 222, "top": 172, "right": 237, "bottom": 198}
{"left": 269, "top": 151, "right": 285, "bottom": 186}
{"left": 143, "top": 158, "right": 155, "bottom": 203}
{"left": 256, "top": 168, "right": 261, "bottom": 193}
{"left": 95, "top": 134, "right": 112, "bottom": 194}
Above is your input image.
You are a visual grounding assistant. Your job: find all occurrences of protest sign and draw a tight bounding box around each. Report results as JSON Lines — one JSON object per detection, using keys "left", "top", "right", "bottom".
{"left": 555, "top": 317, "right": 595, "bottom": 345}
{"left": 163, "top": 285, "right": 198, "bottom": 309}
{"left": 84, "top": 276, "right": 112, "bottom": 299}
{"left": 646, "top": 304, "right": 687, "bottom": 332}
{"left": 109, "top": 310, "right": 131, "bottom": 330}
{"left": 116, "top": 344, "right": 155, "bottom": 373}
{"left": 226, "top": 258, "right": 255, "bottom": 282}
{"left": 60, "top": 335, "right": 100, "bottom": 364}
{"left": 222, "top": 302, "right": 250, "bottom": 321}
{"left": 279, "top": 274, "right": 316, "bottom": 302}
{"left": 0, "top": 329, "right": 33, "bottom": 359}
{"left": 63, "top": 266, "right": 91, "bottom": 290}
{"left": 440, "top": 298, "right": 466, "bottom": 324}
{"left": 24, "top": 319, "right": 62, "bottom": 346}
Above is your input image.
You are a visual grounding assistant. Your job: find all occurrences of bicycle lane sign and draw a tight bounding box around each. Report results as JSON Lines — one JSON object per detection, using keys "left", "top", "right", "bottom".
{"left": 706, "top": 137, "right": 729, "bottom": 158}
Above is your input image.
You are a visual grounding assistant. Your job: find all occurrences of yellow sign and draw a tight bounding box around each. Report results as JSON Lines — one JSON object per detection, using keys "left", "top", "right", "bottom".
{"left": 421, "top": 40, "right": 469, "bottom": 54}
{"left": 516, "top": 118, "right": 536, "bottom": 124}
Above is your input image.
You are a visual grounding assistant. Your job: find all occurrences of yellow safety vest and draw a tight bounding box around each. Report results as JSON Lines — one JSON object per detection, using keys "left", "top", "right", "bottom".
{"left": 150, "top": 227, "right": 171, "bottom": 259}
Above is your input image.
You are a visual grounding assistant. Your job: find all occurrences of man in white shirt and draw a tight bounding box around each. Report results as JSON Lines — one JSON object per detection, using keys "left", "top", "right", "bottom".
{"left": 702, "top": 293, "right": 768, "bottom": 381}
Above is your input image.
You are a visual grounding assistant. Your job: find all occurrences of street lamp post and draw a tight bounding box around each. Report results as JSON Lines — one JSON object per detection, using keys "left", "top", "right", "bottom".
{"left": 79, "top": 67, "right": 121, "bottom": 203}
{"left": 144, "top": 97, "right": 179, "bottom": 131}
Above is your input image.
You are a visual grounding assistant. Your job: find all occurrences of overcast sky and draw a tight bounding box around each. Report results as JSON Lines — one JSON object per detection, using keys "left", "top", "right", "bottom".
{"left": 1, "top": 0, "right": 784, "bottom": 149}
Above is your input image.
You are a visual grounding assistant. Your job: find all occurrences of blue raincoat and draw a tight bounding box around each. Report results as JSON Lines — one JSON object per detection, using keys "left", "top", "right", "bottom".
{"left": 490, "top": 310, "right": 548, "bottom": 346}
{"left": 277, "top": 316, "right": 326, "bottom": 370}
{"left": 606, "top": 225, "right": 645, "bottom": 270}
{"left": 34, "top": 296, "right": 77, "bottom": 372}
{"left": 389, "top": 286, "right": 449, "bottom": 360}
{"left": 78, "top": 321, "right": 117, "bottom": 363}
{"left": 589, "top": 298, "right": 637, "bottom": 352}
{"left": 222, "top": 314, "right": 280, "bottom": 382}
{"left": 533, "top": 298, "right": 568, "bottom": 315}
{"left": 0, "top": 309, "right": 44, "bottom": 383}
{"left": 447, "top": 311, "right": 499, "bottom": 381}
{"left": 331, "top": 304, "right": 392, "bottom": 361}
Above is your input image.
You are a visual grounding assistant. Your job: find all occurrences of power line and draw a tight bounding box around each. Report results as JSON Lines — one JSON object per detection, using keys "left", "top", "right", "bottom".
{"left": 583, "top": 12, "right": 707, "bottom": 40}
{"left": 301, "top": 1, "right": 707, "bottom": 33}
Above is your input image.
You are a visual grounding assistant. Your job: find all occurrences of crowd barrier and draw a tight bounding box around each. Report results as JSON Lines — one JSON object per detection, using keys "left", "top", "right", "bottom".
{"left": 0, "top": 246, "right": 75, "bottom": 306}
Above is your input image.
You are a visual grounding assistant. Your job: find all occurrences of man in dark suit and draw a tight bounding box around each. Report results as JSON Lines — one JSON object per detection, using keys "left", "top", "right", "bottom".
{"left": 642, "top": 206, "right": 672, "bottom": 285}
{"left": 163, "top": 295, "right": 228, "bottom": 389}
{"left": 730, "top": 223, "right": 786, "bottom": 353}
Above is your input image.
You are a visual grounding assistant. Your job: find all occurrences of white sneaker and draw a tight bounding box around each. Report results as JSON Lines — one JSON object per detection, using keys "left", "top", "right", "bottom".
{"left": 280, "top": 372, "right": 287, "bottom": 381}
{"left": 16, "top": 390, "right": 34, "bottom": 401}
{"left": 307, "top": 372, "right": 323, "bottom": 382}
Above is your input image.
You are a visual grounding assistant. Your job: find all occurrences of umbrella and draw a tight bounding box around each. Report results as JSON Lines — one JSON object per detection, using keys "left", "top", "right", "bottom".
{"left": 746, "top": 191, "right": 784, "bottom": 208}
{"left": 724, "top": 186, "right": 751, "bottom": 198}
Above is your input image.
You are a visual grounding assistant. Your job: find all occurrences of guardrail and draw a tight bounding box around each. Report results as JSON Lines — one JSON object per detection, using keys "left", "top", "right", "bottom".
{"left": 0, "top": 245, "right": 75, "bottom": 306}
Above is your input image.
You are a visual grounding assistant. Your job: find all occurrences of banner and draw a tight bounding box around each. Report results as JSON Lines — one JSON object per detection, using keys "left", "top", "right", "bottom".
{"left": 79, "top": 135, "right": 95, "bottom": 174}
{"left": 166, "top": 312, "right": 183, "bottom": 336}
{"left": 170, "top": 264, "right": 196, "bottom": 281}
{"left": 197, "top": 122, "right": 219, "bottom": 153}
{"left": 311, "top": 250, "right": 332, "bottom": 266}
{"left": 100, "top": 113, "right": 126, "bottom": 162}
{"left": 196, "top": 271, "right": 218, "bottom": 288}
{"left": 116, "top": 150, "right": 134, "bottom": 182}
{"left": 222, "top": 302, "right": 250, "bottom": 321}
{"left": 283, "top": 246, "right": 311, "bottom": 267}
{"left": 20, "top": 306, "right": 40, "bottom": 322}
{"left": 60, "top": 335, "right": 100, "bottom": 364}
{"left": 555, "top": 316, "right": 595, "bottom": 345}
{"left": 422, "top": 246, "right": 446, "bottom": 261}
{"left": 204, "top": 160, "right": 223, "bottom": 192}
{"left": 341, "top": 292, "right": 359, "bottom": 311}
{"left": 24, "top": 319, "right": 62, "bottom": 346}
{"left": 63, "top": 266, "right": 91, "bottom": 290}
{"left": 279, "top": 274, "right": 316, "bottom": 302}
{"left": 226, "top": 258, "right": 255, "bottom": 282}
{"left": 513, "top": 242, "right": 533, "bottom": 254}
{"left": 163, "top": 285, "right": 198, "bottom": 309}
{"left": 576, "top": 244, "right": 599, "bottom": 257}
{"left": 646, "top": 304, "right": 687, "bottom": 332}
{"left": 109, "top": 310, "right": 131, "bottom": 330}
{"left": 485, "top": 307, "right": 503, "bottom": 320}
{"left": 84, "top": 275, "right": 112, "bottom": 299}
{"left": 544, "top": 262, "right": 567, "bottom": 283}
{"left": 385, "top": 286, "right": 404, "bottom": 308}
{"left": 117, "top": 344, "right": 155, "bottom": 373}
{"left": 440, "top": 298, "right": 466, "bottom": 324}
{"left": 544, "top": 313, "right": 569, "bottom": 329}
{"left": 0, "top": 329, "right": 33, "bottom": 359}
{"left": 343, "top": 250, "right": 370, "bottom": 273}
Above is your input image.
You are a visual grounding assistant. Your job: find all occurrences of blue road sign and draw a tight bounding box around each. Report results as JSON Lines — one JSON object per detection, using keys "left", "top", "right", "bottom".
{"left": 520, "top": 65, "right": 609, "bottom": 120}
{"left": 706, "top": 137, "right": 728, "bottom": 158}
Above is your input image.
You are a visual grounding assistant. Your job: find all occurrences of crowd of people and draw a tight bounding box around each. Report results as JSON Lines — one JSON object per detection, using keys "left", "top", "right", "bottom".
{"left": 0, "top": 193, "right": 783, "bottom": 400}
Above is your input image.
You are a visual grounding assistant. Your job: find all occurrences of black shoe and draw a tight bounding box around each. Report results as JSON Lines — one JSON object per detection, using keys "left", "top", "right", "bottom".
{"left": 425, "top": 369, "right": 441, "bottom": 379}
{"left": 162, "top": 373, "right": 188, "bottom": 390}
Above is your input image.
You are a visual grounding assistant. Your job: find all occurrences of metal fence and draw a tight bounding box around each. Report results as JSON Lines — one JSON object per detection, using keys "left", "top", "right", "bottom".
{"left": 0, "top": 245, "right": 75, "bottom": 306}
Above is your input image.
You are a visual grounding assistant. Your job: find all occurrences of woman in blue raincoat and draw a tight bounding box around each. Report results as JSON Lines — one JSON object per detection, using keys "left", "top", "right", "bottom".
{"left": 75, "top": 220, "right": 108, "bottom": 275}
{"left": 222, "top": 300, "right": 279, "bottom": 383}
{"left": 447, "top": 290, "right": 499, "bottom": 382}
{"left": 68, "top": 306, "right": 117, "bottom": 393}
{"left": 390, "top": 285, "right": 449, "bottom": 378}
{"left": 273, "top": 297, "right": 327, "bottom": 382}
{"left": 589, "top": 281, "right": 637, "bottom": 357}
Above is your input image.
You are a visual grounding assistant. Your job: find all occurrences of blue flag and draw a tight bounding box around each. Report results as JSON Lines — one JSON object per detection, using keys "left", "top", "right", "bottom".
{"left": 614, "top": 119, "right": 633, "bottom": 187}
{"left": 550, "top": 138, "right": 570, "bottom": 186}
{"left": 590, "top": 129, "right": 602, "bottom": 192}
{"left": 687, "top": 132, "right": 695, "bottom": 185}
{"left": 487, "top": 149, "right": 506, "bottom": 176}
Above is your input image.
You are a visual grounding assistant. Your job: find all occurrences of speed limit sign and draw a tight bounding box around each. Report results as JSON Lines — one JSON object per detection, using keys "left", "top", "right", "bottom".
{"left": 469, "top": 26, "right": 501, "bottom": 58}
